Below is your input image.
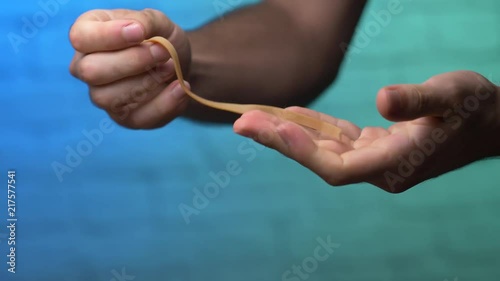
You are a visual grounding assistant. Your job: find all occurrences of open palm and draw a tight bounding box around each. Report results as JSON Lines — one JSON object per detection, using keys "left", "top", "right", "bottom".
{"left": 233, "top": 71, "right": 500, "bottom": 192}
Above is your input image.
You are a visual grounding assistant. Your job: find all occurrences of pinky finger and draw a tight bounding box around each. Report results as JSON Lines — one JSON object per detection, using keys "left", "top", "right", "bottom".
{"left": 110, "top": 80, "right": 189, "bottom": 129}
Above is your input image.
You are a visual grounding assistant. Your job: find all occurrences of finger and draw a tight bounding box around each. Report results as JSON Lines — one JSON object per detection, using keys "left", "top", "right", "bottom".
{"left": 234, "top": 110, "right": 295, "bottom": 152}
{"left": 320, "top": 130, "right": 414, "bottom": 187}
{"left": 75, "top": 42, "right": 172, "bottom": 85}
{"left": 234, "top": 110, "right": 345, "bottom": 180}
{"left": 376, "top": 71, "right": 491, "bottom": 122}
{"left": 69, "top": 51, "right": 84, "bottom": 78}
{"left": 352, "top": 127, "right": 390, "bottom": 149}
{"left": 111, "top": 80, "right": 189, "bottom": 129}
{"left": 70, "top": 9, "right": 177, "bottom": 53}
{"left": 89, "top": 61, "right": 175, "bottom": 110}
{"left": 316, "top": 139, "right": 353, "bottom": 154}
{"left": 376, "top": 84, "right": 446, "bottom": 121}
{"left": 285, "top": 106, "right": 362, "bottom": 141}
{"left": 234, "top": 110, "right": 319, "bottom": 160}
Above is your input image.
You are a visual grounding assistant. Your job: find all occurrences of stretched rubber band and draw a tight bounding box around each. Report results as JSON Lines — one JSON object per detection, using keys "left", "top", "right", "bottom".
{"left": 144, "top": 36, "right": 342, "bottom": 139}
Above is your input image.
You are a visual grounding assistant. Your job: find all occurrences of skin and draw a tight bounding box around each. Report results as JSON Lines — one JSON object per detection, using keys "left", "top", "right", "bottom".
{"left": 235, "top": 71, "right": 500, "bottom": 192}
{"left": 69, "top": 0, "right": 366, "bottom": 125}
{"left": 69, "top": 1, "right": 500, "bottom": 192}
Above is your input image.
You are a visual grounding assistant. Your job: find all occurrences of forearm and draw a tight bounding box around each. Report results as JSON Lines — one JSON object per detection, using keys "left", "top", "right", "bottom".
{"left": 183, "top": 0, "right": 366, "bottom": 122}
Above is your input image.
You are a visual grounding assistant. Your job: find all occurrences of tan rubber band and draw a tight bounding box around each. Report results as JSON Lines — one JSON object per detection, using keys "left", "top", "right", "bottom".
{"left": 144, "top": 36, "right": 342, "bottom": 139}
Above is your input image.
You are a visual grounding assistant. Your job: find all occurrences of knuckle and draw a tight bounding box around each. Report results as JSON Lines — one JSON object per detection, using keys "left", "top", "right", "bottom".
{"left": 70, "top": 9, "right": 110, "bottom": 51}
{"left": 69, "top": 24, "right": 83, "bottom": 51}
{"left": 383, "top": 186, "right": 405, "bottom": 194}
{"left": 142, "top": 8, "right": 165, "bottom": 21}
{"left": 467, "top": 71, "right": 495, "bottom": 89}
{"left": 77, "top": 58, "right": 98, "bottom": 83}
{"left": 126, "top": 113, "right": 148, "bottom": 130}
{"left": 448, "top": 78, "right": 463, "bottom": 94}
{"left": 324, "top": 174, "right": 347, "bottom": 186}
{"left": 126, "top": 51, "right": 145, "bottom": 71}
{"left": 286, "top": 106, "right": 303, "bottom": 112}
{"left": 410, "top": 85, "right": 427, "bottom": 113}
{"left": 141, "top": 9, "right": 160, "bottom": 30}
{"left": 129, "top": 86, "right": 148, "bottom": 104}
{"left": 387, "top": 182, "right": 412, "bottom": 194}
{"left": 427, "top": 71, "right": 479, "bottom": 97}
{"left": 109, "top": 114, "right": 141, "bottom": 130}
{"left": 142, "top": 8, "right": 157, "bottom": 16}
{"left": 140, "top": 8, "right": 171, "bottom": 36}
{"left": 89, "top": 90, "right": 111, "bottom": 109}
{"left": 69, "top": 61, "right": 78, "bottom": 78}
{"left": 457, "top": 70, "right": 481, "bottom": 80}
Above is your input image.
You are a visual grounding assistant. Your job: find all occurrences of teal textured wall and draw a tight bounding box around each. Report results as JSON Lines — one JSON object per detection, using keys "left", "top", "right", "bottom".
{"left": 0, "top": 0, "right": 499, "bottom": 280}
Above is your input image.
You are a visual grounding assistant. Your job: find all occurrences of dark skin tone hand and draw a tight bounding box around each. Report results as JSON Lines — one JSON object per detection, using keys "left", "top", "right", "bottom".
{"left": 69, "top": 0, "right": 366, "bottom": 127}
{"left": 69, "top": 2, "right": 500, "bottom": 192}
{"left": 234, "top": 71, "right": 500, "bottom": 192}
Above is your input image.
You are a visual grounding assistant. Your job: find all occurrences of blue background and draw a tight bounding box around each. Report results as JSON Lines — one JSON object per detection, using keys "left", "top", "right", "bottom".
{"left": 1, "top": 0, "right": 500, "bottom": 280}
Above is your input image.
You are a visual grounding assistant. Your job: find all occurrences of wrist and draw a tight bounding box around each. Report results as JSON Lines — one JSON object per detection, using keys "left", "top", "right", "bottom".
{"left": 494, "top": 86, "right": 500, "bottom": 156}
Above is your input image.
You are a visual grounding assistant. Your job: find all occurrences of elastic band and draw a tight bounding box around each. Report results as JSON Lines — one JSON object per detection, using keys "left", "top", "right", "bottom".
{"left": 144, "top": 36, "right": 342, "bottom": 139}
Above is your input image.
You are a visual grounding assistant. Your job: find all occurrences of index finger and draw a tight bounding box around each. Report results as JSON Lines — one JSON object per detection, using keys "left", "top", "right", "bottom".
{"left": 69, "top": 9, "right": 176, "bottom": 53}
{"left": 285, "top": 106, "right": 362, "bottom": 141}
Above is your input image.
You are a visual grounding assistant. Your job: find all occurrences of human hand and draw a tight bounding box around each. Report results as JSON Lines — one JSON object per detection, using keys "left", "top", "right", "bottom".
{"left": 234, "top": 71, "right": 500, "bottom": 192}
{"left": 69, "top": 9, "right": 191, "bottom": 129}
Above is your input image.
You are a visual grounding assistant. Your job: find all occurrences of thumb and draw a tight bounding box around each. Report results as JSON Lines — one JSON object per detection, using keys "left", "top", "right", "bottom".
{"left": 70, "top": 9, "right": 177, "bottom": 53}
{"left": 376, "top": 83, "right": 449, "bottom": 121}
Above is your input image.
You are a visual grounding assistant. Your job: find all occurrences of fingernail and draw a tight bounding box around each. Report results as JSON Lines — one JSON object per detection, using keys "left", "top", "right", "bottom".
{"left": 122, "top": 23, "right": 144, "bottom": 43}
{"left": 150, "top": 44, "right": 169, "bottom": 61}
{"left": 156, "top": 60, "right": 175, "bottom": 80}
{"left": 171, "top": 81, "right": 188, "bottom": 99}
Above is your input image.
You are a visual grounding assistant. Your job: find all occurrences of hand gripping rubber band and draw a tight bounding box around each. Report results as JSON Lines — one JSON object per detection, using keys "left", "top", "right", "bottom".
{"left": 144, "top": 36, "right": 342, "bottom": 139}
